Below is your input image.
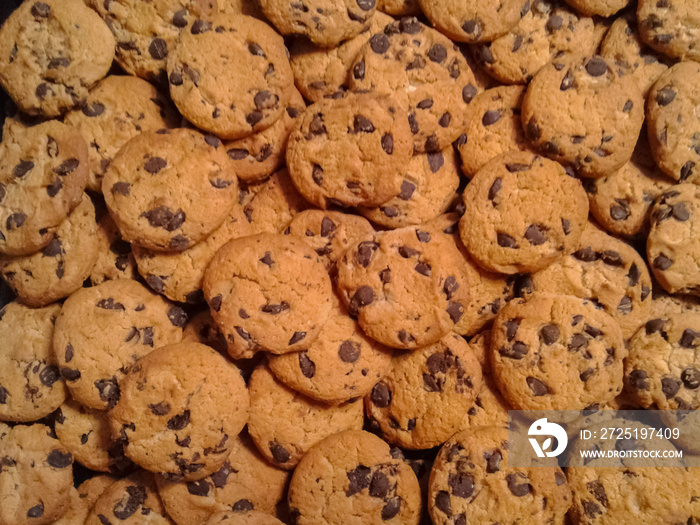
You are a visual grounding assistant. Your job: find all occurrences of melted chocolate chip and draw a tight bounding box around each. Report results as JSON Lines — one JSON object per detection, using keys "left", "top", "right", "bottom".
{"left": 526, "top": 377, "right": 549, "bottom": 396}
{"left": 167, "top": 410, "right": 190, "bottom": 430}
{"left": 539, "top": 324, "right": 559, "bottom": 345}
{"left": 47, "top": 449, "right": 72, "bottom": 468}
{"left": 371, "top": 382, "right": 391, "bottom": 407}
{"left": 269, "top": 441, "right": 291, "bottom": 463}
{"left": 338, "top": 341, "right": 361, "bottom": 363}
{"left": 113, "top": 485, "right": 146, "bottom": 520}
{"left": 299, "top": 352, "right": 315, "bottom": 378}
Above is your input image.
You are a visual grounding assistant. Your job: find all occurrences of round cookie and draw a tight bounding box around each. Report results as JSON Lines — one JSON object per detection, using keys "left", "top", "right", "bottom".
{"left": 0, "top": 194, "right": 100, "bottom": 308}
{"left": 377, "top": 0, "right": 420, "bottom": 15}
{"left": 646, "top": 62, "right": 700, "bottom": 184}
{"left": 0, "top": 120, "right": 88, "bottom": 256}
{"left": 358, "top": 147, "right": 461, "bottom": 229}
{"left": 522, "top": 54, "right": 645, "bottom": 178}
{"left": 53, "top": 278, "right": 185, "bottom": 410}
{"left": 457, "top": 85, "right": 529, "bottom": 177}
{"left": 0, "top": 301, "right": 65, "bottom": 423}
{"left": 89, "top": 0, "right": 217, "bottom": 83}
{"left": 336, "top": 225, "right": 471, "bottom": 349}
{"left": 133, "top": 203, "right": 252, "bottom": 304}
{"left": 588, "top": 133, "right": 674, "bottom": 238}
{"left": 473, "top": 0, "right": 597, "bottom": 85}
{"left": 109, "top": 342, "right": 250, "bottom": 480}
{"left": 428, "top": 426, "right": 570, "bottom": 525}
{"left": 85, "top": 470, "right": 170, "bottom": 525}
{"left": 418, "top": 0, "right": 529, "bottom": 43}
{"left": 258, "top": 0, "right": 376, "bottom": 48}
{"left": 156, "top": 432, "right": 289, "bottom": 524}
{"left": 103, "top": 128, "right": 238, "bottom": 252}
{"left": 366, "top": 333, "right": 483, "bottom": 449}
{"left": 267, "top": 301, "right": 393, "bottom": 404}
{"left": 167, "top": 14, "right": 293, "bottom": 140}
{"left": 77, "top": 475, "right": 118, "bottom": 511}
{"left": 528, "top": 223, "right": 653, "bottom": 339}
{"left": 288, "top": 430, "right": 422, "bottom": 525}
{"left": 54, "top": 398, "right": 133, "bottom": 474}
{"left": 491, "top": 293, "right": 627, "bottom": 411}
{"left": 224, "top": 87, "right": 305, "bottom": 183}
{"left": 286, "top": 91, "right": 411, "bottom": 208}
{"left": 647, "top": 184, "right": 700, "bottom": 296}
{"left": 203, "top": 233, "right": 333, "bottom": 356}
{"left": 64, "top": 75, "right": 177, "bottom": 192}
{"left": 283, "top": 209, "right": 375, "bottom": 274}
{"left": 288, "top": 12, "right": 394, "bottom": 102}
{"left": 564, "top": 0, "right": 628, "bottom": 16}
{"left": 89, "top": 212, "right": 138, "bottom": 286}
{"left": 0, "top": 422, "right": 74, "bottom": 525}
{"left": 637, "top": 0, "right": 700, "bottom": 62}
{"left": 624, "top": 313, "right": 700, "bottom": 411}
{"left": 0, "top": 0, "right": 115, "bottom": 117}
{"left": 459, "top": 150, "right": 589, "bottom": 274}
{"left": 206, "top": 511, "right": 285, "bottom": 525}
{"left": 600, "top": 13, "right": 671, "bottom": 97}
{"left": 247, "top": 364, "right": 363, "bottom": 469}
{"left": 349, "top": 17, "right": 478, "bottom": 154}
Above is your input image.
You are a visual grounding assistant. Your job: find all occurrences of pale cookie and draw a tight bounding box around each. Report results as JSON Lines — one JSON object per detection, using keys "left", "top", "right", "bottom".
{"left": 247, "top": 364, "right": 363, "bottom": 469}
{"left": 428, "top": 426, "right": 571, "bottom": 525}
{"left": 366, "top": 333, "right": 483, "bottom": 449}
{"left": 0, "top": 0, "right": 115, "bottom": 117}
{"left": 491, "top": 293, "right": 626, "bottom": 411}
{"left": 259, "top": 0, "right": 376, "bottom": 47}
{"left": 109, "top": 342, "right": 250, "bottom": 480}
{"left": 0, "top": 422, "right": 73, "bottom": 525}
{"left": 564, "top": 0, "right": 629, "bottom": 16}
{"left": 647, "top": 184, "right": 700, "bottom": 296}
{"left": 638, "top": 0, "right": 700, "bottom": 62}
{"left": 349, "top": 17, "right": 478, "bottom": 154}
{"left": 89, "top": 212, "right": 138, "bottom": 286}
{"left": 203, "top": 232, "right": 333, "bottom": 356}
{"left": 286, "top": 91, "right": 411, "bottom": 208}
{"left": 288, "top": 430, "right": 422, "bottom": 525}
{"left": 64, "top": 75, "right": 177, "bottom": 191}
{"left": 459, "top": 151, "right": 589, "bottom": 274}
{"left": 522, "top": 54, "right": 645, "bottom": 178}
{"left": 267, "top": 301, "right": 393, "bottom": 404}
{"left": 205, "top": 510, "right": 285, "bottom": 525}
{"left": 336, "top": 225, "right": 471, "bottom": 349}
{"left": 156, "top": 432, "right": 289, "bottom": 524}
{"left": 168, "top": 14, "right": 293, "bottom": 139}
{"left": 646, "top": 62, "right": 700, "bottom": 183}
{"left": 0, "top": 194, "right": 99, "bottom": 308}
{"left": 0, "top": 120, "right": 88, "bottom": 256}
{"left": 53, "top": 278, "right": 185, "bottom": 410}
{"left": 103, "top": 128, "right": 238, "bottom": 252}
{"left": 0, "top": 301, "right": 65, "bottom": 423}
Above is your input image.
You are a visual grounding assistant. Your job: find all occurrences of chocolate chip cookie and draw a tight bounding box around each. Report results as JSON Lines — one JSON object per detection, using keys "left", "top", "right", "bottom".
{"left": 89, "top": 212, "right": 138, "bottom": 286}
{"left": 638, "top": 0, "right": 700, "bottom": 62}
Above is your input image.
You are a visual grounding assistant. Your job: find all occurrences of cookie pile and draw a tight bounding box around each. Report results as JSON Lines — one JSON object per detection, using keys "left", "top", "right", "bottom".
{"left": 0, "top": 0, "right": 699, "bottom": 523}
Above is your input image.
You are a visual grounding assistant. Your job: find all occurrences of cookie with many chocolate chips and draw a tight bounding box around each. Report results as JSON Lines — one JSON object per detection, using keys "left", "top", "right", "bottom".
{"left": 288, "top": 430, "right": 422, "bottom": 525}
{"left": 646, "top": 62, "right": 700, "bottom": 184}
{"left": 418, "top": 0, "right": 529, "bottom": 43}
{"left": 491, "top": 293, "right": 626, "bottom": 411}
{"left": 0, "top": 0, "right": 115, "bottom": 117}
{"left": 0, "top": 194, "right": 99, "bottom": 307}
{"left": 522, "top": 54, "right": 644, "bottom": 178}
{"left": 459, "top": 151, "right": 589, "bottom": 274}
{"left": 647, "top": 184, "right": 700, "bottom": 296}
{"left": 247, "top": 365, "right": 363, "bottom": 470}
{"left": 109, "top": 342, "right": 249, "bottom": 480}
{"left": 428, "top": 426, "right": 571, "bottom": 525}
{"left": 156, "top": 431, "right": 289, "bottom": 524}
{"left": 637, "top": 0, "right": 700, "bottom": 62}
{"left": 64, "top": 75, "right": 177, "bottom": 192}
{"left": 203, "top": 233, "right": 333, "bottom": 356}
{"left": 168, "top": 14, "right": 293, "bottom": 139}
{"left": 53, "top": 278, "right": 184, "bottom": 410}
{"left": 286, "top": 91, "right": 411, "bottom": 208}
{"left": 529, "top": 223, "right": 652, "bottom": 338}
{"left": 336, "top": 225, "right": 471, "bottom": 349}
{"left": 103, "top": 128, "right": 238, "bottom": 252}
{"left": 365, "top": 333, "right": 482, "bottom": 449}
{"left": 473, "top": 0, "right": 597, "bottom": 85}
{"left": 0, "top": 422, "right": 74, "bottom": 525}
{"left": 349, "top": 17, "right": 478, "bottom": 154}
{"left": 0, "top": 120, "right": 88, "bottom": 256}
{"left": 0, "top": 301, "right": 65, "bottom": 423}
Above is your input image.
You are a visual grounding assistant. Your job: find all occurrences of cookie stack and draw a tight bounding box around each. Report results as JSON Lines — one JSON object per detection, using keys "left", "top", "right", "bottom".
{"left": 0, "top": 0, "right": 699, "bottom": 523}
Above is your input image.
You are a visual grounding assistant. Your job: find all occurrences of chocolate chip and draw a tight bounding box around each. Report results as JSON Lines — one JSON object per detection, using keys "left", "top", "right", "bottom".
{"left": 434, "top": 491, "right": 452, "bottom": 515}
{"left": 573, "top": 247, "right": 597, "bottom": 262}
{"left": 140, "top": 207, "right": 185, "bottom": 231}
{"left": 172, "top": 9, "right": 187, "bottom": 27}
{"left": 169, "top": 72, "right": 183, "bottom": 85}
{"left": 352, "top": 114, "right": 375, "bottom": 134}
{"left": 408, "top": 113, "right": 419, "bottom": 134}
{"left": 526, "top": 119, "right": 541, "bottom": 141}
{"left": 96, "top": 298, "right": 125, "bottom": 311}
{"left": 485, "top": 450, "right": 502, "bottom": 473}
{"left": 462, "top": 19, "right": 481, "bottom": 37}
{"left": 148, "top": 38, "right": 167, "bottom": 60}
{"left": 82, "top": 101, "right": 106, "bottom": 117}
{"left": 39, "top": 365, "right": 60, "bottom": 387}
{"left": 617, "top": 296, "right": 632, "bottom": 314}
{"left": 414, "top": 261, "right": 431, "bottom": 276}
{"left": 488, "top": 178, "right": 502, "bottom": 202}
{"left": 13, "top": 160, "right": 34, "bottom": 178}
{"left": 370, "top": 34, "right": 390, "bottom": 54}
{"left": 338, "top": 341, "right": 360, "bottom": 363}
{"left": 298, "top": 352, "right": 315, "bottom": 378}
{"left": 346, "top": 465, "right": 371, "bottom": 496}
{"left": 628, "top": 370, "right": 649, "bottom": 390}
{"left": 585, "top": 57, "right": 607, "bottom": 77}
{"left": 416, "top": 230, "right": 431, "bottom": 243}
{"left": 149, "top": 401, "right": 171, "bottom": 416}
{"left": 27, "top": 503, "right": 44, "bottom": 518}
{"left": 289, "top": 331, "right": 306, "bottom": 345}
{"left": 482, "top": 110, "right": 501, "bottom": 126}
{"left": 447, "top": 302, "right": 463, "bottom": 323}
{"left": 504, "top": 318, "right": 521, "bottom": 340}
{"left": 681, "top": 161, "right": 695, "bottom": 181}
{"left": 423, "top": 373, "right": 442, "bottom": 392}
{"left": 497, "top": 233, "right": 518, "bottom": 248}
{"left": 580, "top": 368, "right": 595, "bottom": 381}
{"left": 53, "top": 158, "right": 79, "bottom": 176}
{"left": 653, "top": 254, "right": 673, "bottom": 270}
{"left": 356, "top": 0, "right": 375, "bottom": 10}
{"left": 681, "top": 368, "right": 700, "bottom": 390}
{"left": 379, "top": 268, "right": 391, "bottom": 283}
{"left": 41, "top": 238, "right": 62, "bottom": 257}
{"left": 526, "top": 377, "right": 549, "bottom": 396}
{"left": 270, "top": 441, "right": 291, "bottom": 463}
{"left": 167, "top": 410, "right": 190, "bottom": 430}
{"left": 505, "top": 473, "right": 532, "bottom": 497}
{"left": 539, "top": 324, "right": 559, "bottom": 345}
{"left": 60, "top": 368, "right": 80, "bottom": 381}
{"left": 499, "top": 341, "right": 528, "bottom": 360}
{"left": 546, "top": 14, "right": 563, "bottom": 32}
{"left": 369, "top": 471, "right": 390, "bottom": 498}
{"left": 622, "top": 100, "right": 634, "bottom": 113}
{"left": 232, "top": 499, "right": 254, "bottom": 512}
{"left": 680, "top": 329, "right": 700, "bottom": 348}
{"left": 462, "top": 84, "right": 477, "bottom": 104}
{"left": 47, "top": 449, "right": 72, "bottom": 468}
{"left": 210, "top": 463, "right": 231, "bottom": 488}
{"left": 381, "top": 498, "right": 401, "bottom": 520}
{"left": 113, "top": 485, "right": 146, "bottom": 520}
{"left": 353, "top": 59, "right": 365, "bottom": 80}
{"left": 645, "top": 318, "right": 665, "bottom": 335}
{"left": 261, "top": 302, "right": 290, "bottom": 314}
{"left": 587, "top": 480, "right": 608, "bottom": 508}
{"left": 31, "top": 2, "right": 50, "bottom": 18}
{"left": 427, "top": 43, "right": 447, "bottom": 63}
{"left": 191, "top": 19, "right": 212, "bottom": 34}
{"left": 661, "top": 377, "right": 681, "bottom": 398}
{"left": 168, "top": 306, "right": 187, "bottom": 327}
{"left": 95, "top": 378, "right": 120, "bottom": 408}
{"left": 246, "top": 111, "right": 263, "bottom": 126}
{"left": 398, "top": 180, "right": 415, "bottom": 200}
{"left": 672, "top": 202, "right": 690, "bottom": 221}
{"left": 524, "top": 224, "right": 547, "bottom": 245}
{"left": 561, "top": 218, "right": 571, "bottom": 235}
{"left": 371, "top": 382, "right": 391, "bottom": 407}
{"left": 439, "top": 112, "right": 451, "bottom": 128}
{"left": 449, "top": 472, "right": 474, "bottom": 498}
{"left": 0, "top": 386, "right": 7, "bottom": 404}
{"left": 35, "top": 83, "right": 50, "bottom": 100}
{"left": 356, "top": 241, "right": 379, "bottom": 267}
{"left": 186, "top": 479, "right": 210, "bottom": 497}
{"left": 655, "top": 86, "right": 676, "bottom": 106}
